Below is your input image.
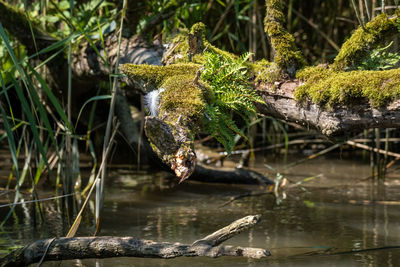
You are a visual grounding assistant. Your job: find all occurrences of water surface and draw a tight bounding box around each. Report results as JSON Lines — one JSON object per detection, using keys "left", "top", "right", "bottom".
{"left": 1, "top": 156, "right": 400, "bottom": 266}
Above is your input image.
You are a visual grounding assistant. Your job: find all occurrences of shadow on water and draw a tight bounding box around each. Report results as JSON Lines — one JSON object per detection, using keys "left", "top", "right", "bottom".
{"left": 1, "top": 156, "right": 400, "bottom": 266}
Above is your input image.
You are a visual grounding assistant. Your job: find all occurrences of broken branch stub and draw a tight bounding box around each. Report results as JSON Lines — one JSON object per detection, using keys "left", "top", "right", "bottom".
{"left": 144, "top": 116, "right": 196, "bottom": 182}
{"left": 192, "top": 214, "right": 262, "bottom": 247}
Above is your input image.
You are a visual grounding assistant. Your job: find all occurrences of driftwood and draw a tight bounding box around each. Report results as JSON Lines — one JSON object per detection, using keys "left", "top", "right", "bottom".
{"left": 0, "top": 215, "right": 270, "bottom": 266}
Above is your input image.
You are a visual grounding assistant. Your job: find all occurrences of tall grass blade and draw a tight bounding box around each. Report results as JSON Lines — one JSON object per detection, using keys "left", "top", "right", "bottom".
{"left": 0, "top": 24, "right": 53, "bottom": 178}
{"left": 0, "top": 72, "right": 15, "bottom": 122}
{"left": 56, "top": 145, "right": 64, "bottom": 196}
{"left": 16, "top": 140, "right": 33, "bottom": 190}
{"left": 7, "top": 126, "right": 24, "bottom": 190}
{"left": 97, "top": 19, "right": 109, "bottom": 65}
{"left": 23, "top": 0, "right": 39, "bottom": 54}
{"left": 74, "top": 95, "right": 111, "bottom": 129}
{"left": 63, "top": 0, "right": 75, "bottom": 214}
{"left": 34, "top": 158, "right": 46, "bottom": 185}
{"left": 11, "top": 77, "right": 52, "bottom": 177}
{"left": 82, "top": 140, "right": 97, "bottom": 196}
{"left": 28, "top": 64, "right": 72, "bottom": 131}
{"left": 0, "top": 24, "right": 28, "bottom": 86}
{"left": 35, "top": 34, "right": 75, "bottom": 56}
{"left": 272, "top": 118, "right": 289, "bottom": 157}
{"left": 0, "top": 121, "right": 24, "bottom": 143}
{"left": 0, "top": 193, "right": 74, "bottom": 208}
{"left": 22, "top": 69, "right": 59, "bottom": 157}
{"left": 0, "top": 104, "right": 20, "bottom": 226}
{"left": 96, "top": 0, "right": 126, "bottom": 233}
{"left": 85, "top": 88, "right": 101, "bottom": 149}
{"left": 66, "top": 124, "right": 118, "bottom": 237}
{"left": 72, "top": 138, "right": 81, "bottom": 190}
{"left": 2, "top": 35, "right": 73, "bottom": 77}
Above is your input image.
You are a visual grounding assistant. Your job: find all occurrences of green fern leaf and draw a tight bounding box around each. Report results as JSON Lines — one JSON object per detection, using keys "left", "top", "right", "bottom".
{"left": 201, "top": 51, "right": 265, "bottom": 154}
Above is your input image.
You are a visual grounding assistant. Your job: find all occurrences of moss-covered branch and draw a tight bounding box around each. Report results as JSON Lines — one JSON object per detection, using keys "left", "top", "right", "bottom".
{"left": 121, "top": 62, "right": 205, "bottom": 181}
{"left": 120, "top": 25, "right": 267, "bottom": 181}
{"left": 293, "top": 10, "right": 400, "bottom": 108}
{"left": 258, "top": 79, "right": 400, "bottom": 136}
{"left": 295, "top": 67, "right": 400, "bottom": 108}
{"left": 333, "top": 12, "right": 399, "bottom": 71}
{"left": 264, "top": 0, "right": 305, "bottom": 77}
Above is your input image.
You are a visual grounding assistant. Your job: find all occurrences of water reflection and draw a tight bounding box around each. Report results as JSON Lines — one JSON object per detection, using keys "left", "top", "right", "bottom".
{"left": 0, "top": 157, "right": 400, "bottom": 266}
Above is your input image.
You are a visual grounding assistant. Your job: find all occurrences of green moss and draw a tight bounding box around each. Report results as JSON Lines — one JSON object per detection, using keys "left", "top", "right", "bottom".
{"left": 163, "top": 22, "right": 236, "bottom": 65}
{"left": 190, "top": 22, "right": 206, "bottom": 35}
{"left": 333, "top": 13, "right": 397, "bottom": 71}
{"left": 191, "top": 54, "right": 206, "bottom": 64}
{"left": 159, "top": 74, "right": 206, "bottom": 126}
{"left": 295, "top": 66, "right": 400, "bottom": 107}
{"left": 264, "top": 0, "right": 305, "bottom": 74}
{"left": 120, "top": 63, "right": 201, "bottom": 87}
{"left": 250, "top": 59, "right": 285, "bottom": 83}
{"left": 120, "top": 61, "right": 207, "bottom": 129}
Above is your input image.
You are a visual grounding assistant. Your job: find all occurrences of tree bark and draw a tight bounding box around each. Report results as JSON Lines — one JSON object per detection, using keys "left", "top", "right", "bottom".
{"left": 0, "top": 215, "right": 270, "bottom": 266}
{"left": 257, "top": 80, "right": 400, "bottom": 137}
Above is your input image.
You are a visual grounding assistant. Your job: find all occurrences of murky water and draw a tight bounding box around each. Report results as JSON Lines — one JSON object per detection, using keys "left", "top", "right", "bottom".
{"left": 1, "top": 156, "right": 400, "bottom": 266}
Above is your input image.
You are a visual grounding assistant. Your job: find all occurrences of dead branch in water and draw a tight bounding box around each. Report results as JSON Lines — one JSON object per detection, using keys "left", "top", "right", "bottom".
{"left": 0, "top": 215, "right": 270, "bottom": 266}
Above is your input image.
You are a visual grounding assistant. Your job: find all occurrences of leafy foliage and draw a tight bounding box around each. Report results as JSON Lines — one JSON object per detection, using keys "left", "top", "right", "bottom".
{"left": 30, "top": 0, "right": 116, "bottom": 38}
{"left": 201, "top": 51, "right": 265, "bottom": 153}
{"left": 358, "top": 41, "right": 400, "bottom": 70}
{"left": 0, "top": 0, "right": 118, "bottom": 227}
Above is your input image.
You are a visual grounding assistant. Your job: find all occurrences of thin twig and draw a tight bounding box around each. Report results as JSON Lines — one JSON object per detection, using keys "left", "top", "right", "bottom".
{"left": 364, "top": 0, "right": 371, "bottom": 20}
{"left": 346, "top": 140, "right": 400, "bottom": 158}
{"left": 220, "top": 191, "right": 273, "bottom": 207}
{"left": 221, "top": 138, "right": 331, "bottom": 156}
{"left": 210, "top": 0, "right": 234, "bottom": 38}
{"left": 0, "top": 193, "right": 75, "bottom": 208}
{"left": 351, "top": 0, "right": 365, "bottom": 27}
{"left": 36, "top": 237, "right": 56, "bottom": 267}
{"left": 373, "top": 5, "right": 399, "bottom": 10}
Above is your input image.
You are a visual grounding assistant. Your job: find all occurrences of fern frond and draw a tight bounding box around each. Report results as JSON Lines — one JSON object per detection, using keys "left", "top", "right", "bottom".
{"left": 201, "top": 50, "right": 265, "bottom": 153}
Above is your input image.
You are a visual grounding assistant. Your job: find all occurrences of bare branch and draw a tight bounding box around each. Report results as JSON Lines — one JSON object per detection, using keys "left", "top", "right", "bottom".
{"left": 0, "top": 215, "right": 270, "bottom": 266}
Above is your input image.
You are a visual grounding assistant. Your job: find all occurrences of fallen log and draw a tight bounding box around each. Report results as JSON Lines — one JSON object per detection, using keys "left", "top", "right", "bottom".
{"left": 0, "top": 215, "right": 270, "bottom": 266}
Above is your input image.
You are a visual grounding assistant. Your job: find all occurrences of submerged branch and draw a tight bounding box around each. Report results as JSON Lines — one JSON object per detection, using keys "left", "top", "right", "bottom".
{"left": 0, "top": 215, "right": 270, "bottom": 266}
